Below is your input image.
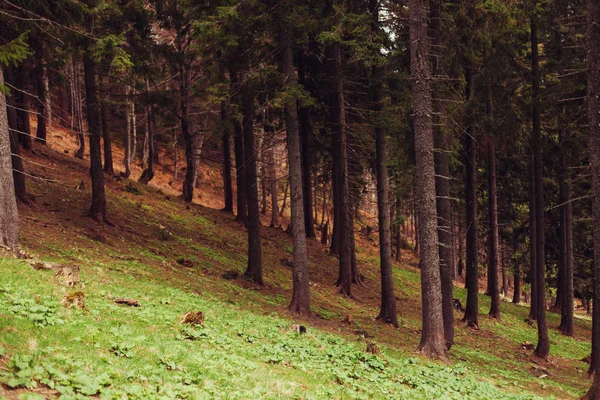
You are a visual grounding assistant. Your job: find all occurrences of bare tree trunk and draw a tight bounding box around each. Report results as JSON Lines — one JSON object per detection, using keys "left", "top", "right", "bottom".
{"left": 231, "top": 65, "right": 247, "bottom": 225}
{"left": 487, "top": 138, "right": 500, "bottom": 319}
{"left": 5, "top": 67, "right": 27, "bottom": 203}
{"left": 279, "top": 176, "right": 289, "bottom": 217}
{"left": 486, "top": 81, "right": 500, "bottom": 319}
{"left": 242, "top": 85, "right": 263, "bottom": 285}
{"left": 528, "top": 155, "right": 538, "bottom": 320}
{"left": 410, "top": 0, "right": 446, "bottom": 359}
{"left": 139, "top": 80, "right": 155, "bottom": 184}
{"left": 180, "top": 65, "right": 195, "bottom": 204}
{"left": 123, "top": 86, "right": 132, "bottom": 178}
{"left": 530, "top": 11, "right": 549, "bottom": 359}
{"left": 15, "top": 65, "right": 31, "bottom": 150}
{"left": 280, "top": 14, "right": 311, "bottom": 313}
{"left": 463, "top": 56, "right": 479, "bottom": 328}
{"left": 221, "top": 101, "right": 234, "bottom": 212}
{"left": 35, "top": 55, "right": 48, "bottom": 145}
{"left": 584, "top": 0, "right": 600, "bottom": 394}
{"left": 100, "top": 77, "right": 114, "bottom": 176}
{"left": 83, "top": 51, "right": 107, "bottom": 223}
{"left": 268, "top": 146, "right": 279, "bottom": 227}
{"left": 72, "top": 60, "right": 85, "bottom": 160}
{"left": 558, "top": 124, "right": 574, "bottom": 336}
{"left": 0, "top": 68, "right": 19, "bottom": 251}
{"left": 330, "top": 43, "right": 353, "bottom": 296}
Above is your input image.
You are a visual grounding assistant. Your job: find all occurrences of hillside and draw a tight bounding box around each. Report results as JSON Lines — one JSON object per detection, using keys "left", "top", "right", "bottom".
{"left": 0, "top": 126, "right": 593, "bottom": 399}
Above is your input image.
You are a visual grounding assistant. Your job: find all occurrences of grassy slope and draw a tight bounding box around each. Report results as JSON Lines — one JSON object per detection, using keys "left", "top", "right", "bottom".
{"left": 0, "top": 128, "right": 593, "bottom": 399}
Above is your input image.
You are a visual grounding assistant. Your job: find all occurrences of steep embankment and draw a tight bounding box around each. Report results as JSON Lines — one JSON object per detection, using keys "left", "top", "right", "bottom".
{"left": 0, "top": 125, "right": 593, "bottom": 399}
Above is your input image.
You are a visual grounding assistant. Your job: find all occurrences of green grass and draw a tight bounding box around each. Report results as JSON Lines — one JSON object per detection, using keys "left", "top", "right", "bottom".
{"left": 0, "top": 258, "right": 547, "bottom": 399}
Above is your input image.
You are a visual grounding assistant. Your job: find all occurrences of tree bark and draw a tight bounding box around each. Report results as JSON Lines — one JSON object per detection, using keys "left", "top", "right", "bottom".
{"left": 123, "top": 87, "right": 132, "bottom": 178}
{"left": 242, "top": 85, "right": 263, "bottom": 285}
{"left": 72, "top": 60, "right": 85, "bottom": 160}
{"left": 531, "top": 11, "right": 549, "bottom": 359}
{"left": 330, "top": 43, "right": 353, "bottom": 296}
{"left": 35, "top": 56, "right": 48, "bottom": 145}
{"left": 15, "top": 65, "right": 31, "bottom": 150}
{"left": 180, "top": 65, "right": 194, "bottom": 204}
{"left": 430, "top": 0, "right": 453, "bottom": 348}
{"left": 558, "top": 126, "right": 574, "bottom": 336}
{"left": 410, "top": 0, "right": 446, "bottom": 359}
{"left": 100, "top": 77, "right": 114, "bottom": 176}
{"left": 83, "top": 51, "right": 107, "bottom": 223}
{"left": 280, "top": 14, "right": 311, "bottom": 313}
{"left": 0, "top": 68, "right": 19, "bottom": 251}
{"left": 369, "top": 0, "right": 398, "bottom": 327}
{"left": 5, "top": 67, "right": 27, "bottom": 203}
{"left": 528, "top": 154, "right": 538, "bottom": 320}
{"left": 221, "top": 101, "right": 234, "bottom": 212}
{"left": 139, "top": 80, "right": 155, "bottom": 184}
{"left": 268, "top": 145, "right": 279, "bottom": 227}
{"left": 487, "top": 138, "right": 500, "bottom": 319}
{"left": 463, "top": 55, "right": 479, "bottom": 328}
{"left": 585, "top": 0, "right": 600, "bottom": 386}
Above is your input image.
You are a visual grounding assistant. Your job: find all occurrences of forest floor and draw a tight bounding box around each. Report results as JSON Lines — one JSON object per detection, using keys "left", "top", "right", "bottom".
{"left": 0, "top": 124, "right": 593, "bottom": 399}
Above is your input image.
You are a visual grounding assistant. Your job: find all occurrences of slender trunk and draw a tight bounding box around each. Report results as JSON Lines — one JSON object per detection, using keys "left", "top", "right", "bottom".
{"left": 410, "top": 0, "right": 446, "bottom": 359}
{"left": 15, "top": 65, "right": 31, "bottom": 150}
{"left": 486, "top": 81, "right": 500, "bottom": 319}
{"left": 280, "top": 16, "right": 311, "bottom": 313}
{"left": 559, "top": 126, "right": 574, "bottom": 336}
{"left": 585, "top": 0, "right": 600, "bottom": 388}
{"left": 372, "top": 64, "right": 398, "bottom": 326}
{"left": 83, "top": 51, "right": 107, "bottom": 223}
{"left": 101, "top": 77, "right": 114, "bottom": 175}
{"left": 430, "top": 0, "right": 453, "bottom": 347}
{"left": 487, "top": 139, "right": 500, "bottom": 319}
{"left": 531, "top": 12, "right": 549, "bottom": 358}
{"left": 124, "top": 87, "right": 132, "bottom": 178}
{"left": 221, "top": 102, "right": 234, "bottom": 212}
{"left": 280, "top": 177, "right": 289, "bottom": 217}
{"left": 463, "top": 57, "right": 479, "bottom": 328}
{"left": 0, "top": 68, "right": 19, "bottom": 251}
{"left": 513, "top": 233, "right": 521, "bottom": 304}
{"left": 260, "top": 132, "right": 268, "bottom": 215}
{"left": 130, "top": 89, "right": 137, "bottom": 165}
{"left": 181, "top": 66, "right": 195, "bottom": 203}
{"left": 5, "top": 67, "right": 27, "bottom": 203}
{"left": 268, "top": 145, "right": 279, "bottom": 227}
{"left": 139, "top": 80, "right": 155, "bottom": 184}
{"left": 72, "top": 60, "right": 85, "bottom": 160}
{"left": 234, "top": 119, "right": 247, "bottom": 224}
{"left": 35, "top": 57, "right": 48, "bottom": 145}
{"left": 242, "top": 85, "right": 263, "bottom": 285}
{"left": 528, "top": 155, "right": 538, "bottom": 320}
{"left": 330, "top": 43, "right": 353, "bottom": 296}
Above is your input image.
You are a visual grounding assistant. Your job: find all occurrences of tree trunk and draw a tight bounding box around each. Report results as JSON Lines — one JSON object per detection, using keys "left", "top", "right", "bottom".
{"left": 410, "top": 0, "right": 446, "bottom": 359}
{"left": 558, "top": 126, "right": 574, "bottom": 336}
{"left": 15, "top": 65, "right": 31, "bottom": 150}
{"left": 72, "top": 60, "right": 85, "bottom": 160}
{"left": 430, "top": 0, "right": 453, "bottom": 348}
{"left": 369, "top": 0, "right": 398, "bottom": 327}
{"left": 180, "top": 66, "right": 194, "bottom": 204}
{"left": 485, "top": 80, "right": 500, "bottom": 319}
{"left": 463, "top": 56, "right": 479, "bottom": 328}
{"left": 242, "top": 85, "right": 263, "bottom": 285}
{"left": 487, "top": 138, "right": 500, "bottom": 319}
{"left": 531, "top": 11, "right": 549, "bottom": 359}
{"left": 585, "top": 0, "right": 600, "bottom": 386}
{"left": 330, "top": 43, "right": 353, "bottom": 296}
{"left": 124, "top": 87, "right": 132, "bottom": 178}
{"left": 35, "top": 57, "right": 48, "bottom": 145}
{"left": 279, "top": 177, "right": 289, "bottom": 217}
{"left": 280, "top": 15, "right": 311, "bottom": 313}
{"left": 5, "top": 67, "right": 27, "bottom": 203}
{"left": 268, "top": 146, "right": 279, "bottom": 227}
{"left": 234, "top": 118, "right": 247, "bottom": 224}
{"left": 528, "top": 154, "right": 538, "bottom": 320}
{"left": 221, "top": 101, "right": 234, "bottom": 212}
{"left": 83, "top": 51, "right": 107, "bottom": 223}
{"left": 0, "top": 68, "right": 19, "bottom": 251}
{"left": 139, "top": 80, "right": 155, "bottom": 184}
{"left": 100, "top": 77, "right": 114, "bottom": 176}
